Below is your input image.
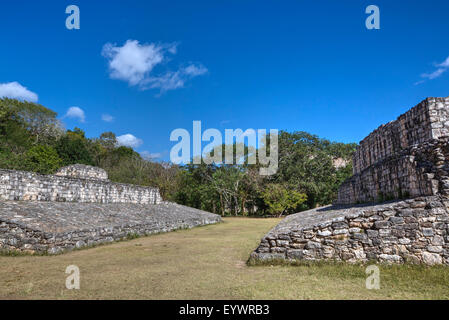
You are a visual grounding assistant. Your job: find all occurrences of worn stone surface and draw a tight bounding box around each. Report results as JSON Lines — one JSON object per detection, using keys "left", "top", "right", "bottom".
{"left": 352, "top": 97, "right": 449, "bottom": 175}
{"left": 0, "top": 168, "right": 162, "bottom": 204}
{"left": 250, "top": 196, "right": 449, "bottom": 265}
{"left": 0, "top": 201, "right": 221, "bottom": 254}
{"left": 55, "top": 164, "right": 109, "bottom": 181}
{"left": 337, "top": 97, "right": 449, "bottom": 205}
{"left": 252, "top": 96, "right": 449, "bottom": 265}
{"left": 337, "top": 137, "right": 449, "bottom": 204}
{"left": 0, "top": 165, "right": 221, "bottom": 254}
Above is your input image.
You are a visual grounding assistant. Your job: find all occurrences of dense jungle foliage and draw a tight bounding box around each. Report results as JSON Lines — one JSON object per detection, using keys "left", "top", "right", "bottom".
{"left": 0, "top": 98, "right": 357, "bottom": 216}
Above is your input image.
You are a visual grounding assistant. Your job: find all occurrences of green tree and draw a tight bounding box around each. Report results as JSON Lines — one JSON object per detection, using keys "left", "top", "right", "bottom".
{"left": 0, "top": 99, "right": 31, "bottom": 152}
{"left": 99, "top": 131, "right": 117, "bottom": 149}
{"left": 272, "top": 131, "right": 355, "bottom": 208}
{"left": 1, "top": 98, "right": 63, "bottom": 145}
{"left": 55, "top": 128, "right": 93, "bottom": 166}
{"left": 24, "top": 145, "right": 62, "bottom": 174}
{"left": 261, "top": 184, "right": 307, "bottom": 217}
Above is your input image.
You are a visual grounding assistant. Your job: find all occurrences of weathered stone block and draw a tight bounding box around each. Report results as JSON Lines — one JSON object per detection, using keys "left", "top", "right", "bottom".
{"left": 0, "top": 167, "right": 163, "bottom": 205}
{"left": 252, "top": 97, "right": 449, "bottom": 265}
{"left": 422, "top": 252, "right": 443, "bottom": 265}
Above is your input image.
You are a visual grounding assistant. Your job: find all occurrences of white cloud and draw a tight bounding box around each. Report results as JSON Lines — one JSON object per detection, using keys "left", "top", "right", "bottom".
{"left": 140, "top": 150, "right": 162, "bottom": 160}
{"left": 65, "top": 106, "right": 85, "bottom": 122}
{"left": 117, "top": 134, "right": 143, "bottom": 149}
{"left": 183, "top": 64, "right": 208, "bottom": 77}
{"left": 421, "top": 68, "right": 446, "bottom": 80}
{"left": 102, "top": 40, "right": 207, "bottom": 93}
{"left": 144, "top": 64, "right": 208, "bottom": 93}
{"left": 438, "top": 56, "right": 449, "bottom": 68}
{"left": 0, "top": 82, "right": 38, "bottom": 102}
{"left": 417, "top": 55, "right": 449, "bottom": 84}
{"left": 102, "top": 40, "right": 167, "bottom": 86}
{"left": 101, "top": 114, "right": 114, "bottom": 122}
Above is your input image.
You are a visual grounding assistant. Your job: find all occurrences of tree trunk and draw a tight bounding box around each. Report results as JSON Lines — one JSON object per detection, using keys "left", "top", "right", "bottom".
{"left": 219, "top": 193, "right": 225, "bottom": 216}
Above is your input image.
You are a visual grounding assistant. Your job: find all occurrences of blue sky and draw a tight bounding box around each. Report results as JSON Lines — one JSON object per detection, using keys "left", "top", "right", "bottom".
{"left": 1, "top": 0, "right": 448, "bottom": 161}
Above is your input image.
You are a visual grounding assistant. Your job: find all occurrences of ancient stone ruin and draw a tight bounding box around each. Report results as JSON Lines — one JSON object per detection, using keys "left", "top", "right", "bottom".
{"left": 251, "top": 97, "right": 449, "bottom": 265}
{"left": 0, "top": 164, "right": 221, "bottom": 254}
{"left": 55, "top": 164, "right": 109, "bottom": 181}
{"left": 338, "top": 97, "right": 449, "bottom": 204}
{"left": 1, "top": 164, "right": 162, "bottom": 204}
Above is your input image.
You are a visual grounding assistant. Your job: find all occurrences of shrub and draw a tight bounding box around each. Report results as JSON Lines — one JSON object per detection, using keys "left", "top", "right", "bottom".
{"left": 55, "top": 133, "right": 93, "bottom": 166}
{"left": 261, "top": 184, "right": 307, "bottom": 217}
{"left": 24, "top": 145, "right": 62, "bottom": 174}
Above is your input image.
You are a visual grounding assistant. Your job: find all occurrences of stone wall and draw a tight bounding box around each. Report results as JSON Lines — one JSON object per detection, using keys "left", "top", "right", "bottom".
{"left": 250, "top": 196, "right": 449, "bottom": 265}
{"left": 55, "top": 164, "right": 109, "bottom": 181}
{"left": 0, "top": 168, "right": 162, "bottom": 204}
{"left": 337, "top": 137, "right": 449, "bottom": 204}
{"left": 0, "top": 201, "right": 222, "bottom": 254}
{"left": 337, "top": 97, "right": 449, "bottom": 205}
{"left": 352, "top": 98, "right": 449, "bottom": 174}
{"left": 0, "top": 165, "right": 223, "bottom": 254}
{"left": 251, "top": 95, "right": 449, "bottom": 265}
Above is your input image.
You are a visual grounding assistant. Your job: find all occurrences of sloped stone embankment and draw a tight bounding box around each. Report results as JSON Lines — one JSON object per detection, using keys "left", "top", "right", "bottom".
{"left": 0, "top": 201, "right": 221, "bottom": 254}
{"left": 251, "top": 196, "right": 449, "bottom": 265}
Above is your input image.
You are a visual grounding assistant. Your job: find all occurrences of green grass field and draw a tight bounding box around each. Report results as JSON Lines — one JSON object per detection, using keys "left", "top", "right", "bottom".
{"left": 1, "top": 217, "right": 448, "bottom": 300}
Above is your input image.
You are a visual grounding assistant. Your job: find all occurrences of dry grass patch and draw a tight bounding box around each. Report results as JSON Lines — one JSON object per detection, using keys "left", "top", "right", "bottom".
{"left": 0, "top": 217, "right": 448, "bottom": 299}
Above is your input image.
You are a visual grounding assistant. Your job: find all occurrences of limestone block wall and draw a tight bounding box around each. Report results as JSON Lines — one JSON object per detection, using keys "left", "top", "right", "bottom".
{"left": 337, "top": 137, "right": 449, "bottom": 204}
{"left": 352, "top": 97, "right": 449, "bottom": 175}
{"left": 0, "top": 168, "right": 162, "bottom": 204}
{"left": 337, "top": 97, "right": 449, "bottom": 205}
{"left": 55, "top": 164, "right": 109, "bottom": 181}
{"left": 0, "top": 202, "right": 221, "bottom": 254}
{"left": 251, "top": 96, "right": 449, "bottom": 266}
{"left": 251, "top": 196, "right": 449, "bottom": 265}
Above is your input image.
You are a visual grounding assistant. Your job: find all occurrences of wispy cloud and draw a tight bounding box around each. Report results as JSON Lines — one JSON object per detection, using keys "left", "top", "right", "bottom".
{"left": 117, "top": 134, "right": 143, "bottom": 149}
{"left": 438, "top": 56, "right": 449, "bottom": 68}
{"left": 65, "top": 106, "right": 85, "bottom": 122}
{"left": 416, "top": 55, "right": 449, "bottom": 84}
{"left": 143, "top": 64, "right": 208, "bottom": 93}
{"left": 101, "top": 114, "right": 114, "bottom": 122}
{"left": 102, "top": 40, "right": 207, "bottom": 94}
{"left": 0, "top": 82, "right": 38, "bottom": 102}
{"left": 140, "top": 150, "right": 163, "bottom": 160}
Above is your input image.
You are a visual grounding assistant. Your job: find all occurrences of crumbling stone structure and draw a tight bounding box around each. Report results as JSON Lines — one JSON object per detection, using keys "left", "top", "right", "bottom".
{"left": 337, "top": 97, "right": 449, "bottom": 204}
{"left": 0, "top": 165, "right": 162, "bottom": 204}
{"left": 0, "top": 201, "right": 221, "bottom": 254}
{"left": 251, "top": 97, "right": 449, "bottom": 265}
{"left": 55, "top": 164, "right": 109, "bottom": 181}
{"left": 0, "top": 165, "right": 221, "bottom": 254}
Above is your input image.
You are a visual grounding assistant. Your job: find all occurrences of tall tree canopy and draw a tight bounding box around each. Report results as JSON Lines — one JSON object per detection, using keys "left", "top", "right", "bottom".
{"left": 0, "top": 98, "right": 357, "bottom": 216}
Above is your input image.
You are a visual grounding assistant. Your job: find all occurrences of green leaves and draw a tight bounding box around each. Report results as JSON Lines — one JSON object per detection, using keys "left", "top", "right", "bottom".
{"left": 55, "top": 133, "right": 94, "bottom": 166}
{"left": 273, "top": 131, "right": 356, "bottom": 208}
{"left": 0, "top": 98, "right": 62, "bottom": 145}
{"left": 24, "top": 145, "right": 62, "bottom": 174}
{"left": 0, "top": 98, "right": 357, "bottom": 217}
{"left": 261, "top": 184, "right": 307, "bottom": 217}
